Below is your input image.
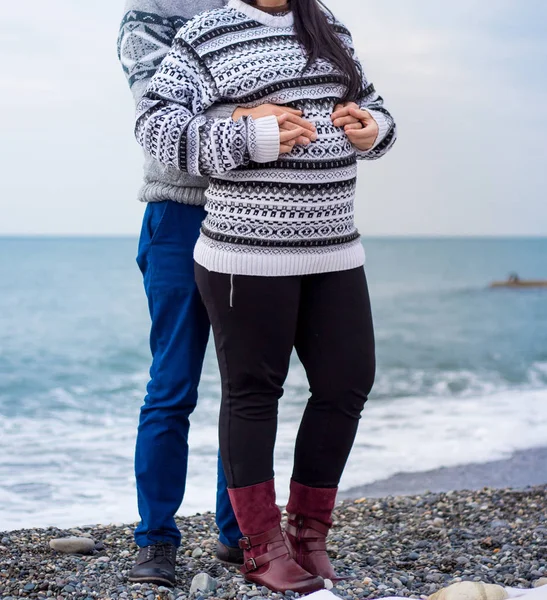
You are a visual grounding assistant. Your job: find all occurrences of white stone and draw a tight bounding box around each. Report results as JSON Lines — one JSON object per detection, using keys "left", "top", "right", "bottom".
{"left": 190, "top": 573, "right": 218, "bottom": 595}
{"left": 49, "top": 537, "right": 95, "bottom": 555}
{"left": 535, "top": 580, "right": 547, "bottom": 589}
{"left": 191, "top": 547, "right": 203, "bottom": 558}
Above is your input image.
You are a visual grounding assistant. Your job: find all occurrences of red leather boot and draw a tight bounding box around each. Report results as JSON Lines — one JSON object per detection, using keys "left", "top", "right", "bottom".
{"left": 228, "top": 480, "right": 324, "bottom": 594}
{"left": 285, "top": 480, "right": 341, "bottom": 581}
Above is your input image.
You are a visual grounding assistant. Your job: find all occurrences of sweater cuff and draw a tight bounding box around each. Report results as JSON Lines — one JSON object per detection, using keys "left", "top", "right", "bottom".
{"left": 249, "top": 115, "right": 280, "bottom": 163}
{"left": 365, "top": 109, "right": 392, "bottom": 151}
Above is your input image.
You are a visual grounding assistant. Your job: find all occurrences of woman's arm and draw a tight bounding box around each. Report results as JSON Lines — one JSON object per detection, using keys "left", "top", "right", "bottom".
{"left": 331, "top": 28, "right": 397, "bottom": 160}
{"left": 134, "top": 32, "right": 281, "bottom": 175}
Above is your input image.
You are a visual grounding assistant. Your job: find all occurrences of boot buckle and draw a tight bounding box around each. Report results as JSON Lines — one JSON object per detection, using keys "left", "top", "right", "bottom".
{"left": 239, "top": 536, "right": 252, "bottom": 551}
{"left": 244, "top": 557, "right": 258, "bottom": 572}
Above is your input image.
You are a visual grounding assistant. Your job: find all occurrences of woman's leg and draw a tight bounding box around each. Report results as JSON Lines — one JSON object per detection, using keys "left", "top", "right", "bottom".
{"left": 194, "top": 264, "right": 324, "bottom": 593}
{"left": 195, "top": 265, "right": 300, "bottom": 487}
{"left": 293, "top": 266, "right": 375, "bottom": 485}
{"left": 286, "top": 266, "right": 375, "bottom": 579}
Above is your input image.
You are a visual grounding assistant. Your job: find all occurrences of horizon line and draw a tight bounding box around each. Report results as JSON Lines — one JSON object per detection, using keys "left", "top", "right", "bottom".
{"left": 1, "top": 234, "right": 546, "bottom": 240}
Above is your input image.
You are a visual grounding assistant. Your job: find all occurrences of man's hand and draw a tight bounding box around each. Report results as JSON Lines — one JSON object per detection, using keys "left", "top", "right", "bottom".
{"left": 233, "top": 104, "right": 317, "bottom": 154}
{"left": 331, "top": 102, "right": 379, "bottom": 152}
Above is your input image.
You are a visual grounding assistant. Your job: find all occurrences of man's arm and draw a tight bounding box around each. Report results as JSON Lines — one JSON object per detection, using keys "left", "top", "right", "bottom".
{"left": 117, "top": 0, "right": 185, "bottom": 104}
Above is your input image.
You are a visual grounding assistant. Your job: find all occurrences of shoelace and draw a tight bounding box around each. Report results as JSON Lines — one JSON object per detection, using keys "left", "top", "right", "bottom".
{"left": 145, "top": 544, "right": 175, "bottom": 563}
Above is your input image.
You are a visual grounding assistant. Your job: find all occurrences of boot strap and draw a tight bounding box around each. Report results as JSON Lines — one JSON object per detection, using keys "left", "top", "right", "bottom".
{"left": 286, "top": 515, "right": 330, "bottom": 537}
{"left": 240, "top": 544, "right": 289, "bottom": 574}
{"left": 301, "top": 539, "right": 327, "bottom": 552}
{"left": 238, "top": 525, "right": 284, "bottom": 550}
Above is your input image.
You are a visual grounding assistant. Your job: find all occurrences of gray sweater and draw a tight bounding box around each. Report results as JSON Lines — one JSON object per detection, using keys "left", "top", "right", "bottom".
{"left": 117, "top": 0, "right": 230, "bottom": 204}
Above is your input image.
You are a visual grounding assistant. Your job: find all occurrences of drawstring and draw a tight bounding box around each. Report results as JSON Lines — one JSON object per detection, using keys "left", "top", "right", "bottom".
{"left": 230, "top": 274, "right": 234, "bottom": 308}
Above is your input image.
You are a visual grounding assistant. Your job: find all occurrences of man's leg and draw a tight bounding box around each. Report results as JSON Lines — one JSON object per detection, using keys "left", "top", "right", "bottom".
{"left": 216, "top": 451, "right": 243, "bottom": 548}
{"left": 134, "top": 200, "right": 208, "bottom": 548}
{"left": 133, "top": 200, "right": 240, "bottom": 550}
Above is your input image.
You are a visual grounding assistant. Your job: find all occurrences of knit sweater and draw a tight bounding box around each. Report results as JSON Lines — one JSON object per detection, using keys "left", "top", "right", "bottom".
{"left": 117, "top": 0, "right": 230, "bottom": 205}
{"left": 135, "top": 0, "right": 397, "bottom": 276}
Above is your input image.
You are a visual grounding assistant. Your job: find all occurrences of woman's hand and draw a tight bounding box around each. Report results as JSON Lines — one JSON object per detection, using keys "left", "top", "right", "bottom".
{"left": 331, "top": 102, "right": 379, "bottom": 152}
{"left": 233, "top": 105, "right": 317, "bottom": 154}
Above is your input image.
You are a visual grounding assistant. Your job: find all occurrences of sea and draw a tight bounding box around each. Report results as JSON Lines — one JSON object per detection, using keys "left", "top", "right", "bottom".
{"left": 1, "top": 237, "right": 546, "bottom": 532}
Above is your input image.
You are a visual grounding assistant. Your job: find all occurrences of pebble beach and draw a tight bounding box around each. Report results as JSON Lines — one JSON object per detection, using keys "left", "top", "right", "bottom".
{"left": 1, "top": 486, "right": 545, "bottom": 600}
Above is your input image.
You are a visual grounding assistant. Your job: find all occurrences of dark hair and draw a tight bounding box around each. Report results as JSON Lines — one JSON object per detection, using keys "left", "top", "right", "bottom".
{"left": 245, "top": 0, "right": 364, "bottom": 102}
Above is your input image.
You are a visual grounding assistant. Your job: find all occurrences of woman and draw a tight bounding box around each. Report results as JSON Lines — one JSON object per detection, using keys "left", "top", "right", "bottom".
{"left": 135, "top": 0, "right": 396, "bottom": 593}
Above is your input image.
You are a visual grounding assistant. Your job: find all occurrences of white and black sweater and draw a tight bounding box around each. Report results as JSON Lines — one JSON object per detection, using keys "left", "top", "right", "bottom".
{"left": 135, "top": 0, "right": 397, "bottom": 276}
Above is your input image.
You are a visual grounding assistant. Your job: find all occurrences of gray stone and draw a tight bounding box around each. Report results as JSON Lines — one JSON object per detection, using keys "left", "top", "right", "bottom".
{"left": 24, "top": 583, "right": 36, "bottom": 591}
{"left": 408, "top": 552, "right": 420, "bottom": 561}
{"left": 63, "top": 584, "right": 76, "bottom": 593}
{"left": 190, "top": 573, "right": 218, "bottom": 595}
{"left": 49, "top": 537, "right": 95, "bottom": 555}
{"left": 490, "top": 520, "right": 510, "bottom": 529}
{"left": 192, "top": 547, "right": 203, "bottom": 559}
{"left": 1, "top": 536, "right": 10, "bottom": 544}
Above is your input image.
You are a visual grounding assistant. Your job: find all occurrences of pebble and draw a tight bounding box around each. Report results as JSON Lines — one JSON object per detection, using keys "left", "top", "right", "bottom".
{"left": 49, "top": 536, "right": 96, "bottom": 555}
{"left": 190, "top": 573, "right": 218, "bottom": 595}
{"left": 192, "top": 547, "right": 204, "bottom": 559}
{"left": 535, "top": 579, "right": 547, "bottom": 588}
{"left": 0, "top": 486, "right": 543, "bottom": 599}
{"left": 491, "top": 520, "right": 510, "bottom": 529}
{"left": 408, "top": 552, "right": 420, "bottom": 561}
{"left": 96, "top": 555, "right": 111, "bottom": 563}
{"left": 432, "top": 518, "right": 445, "bottom": 528}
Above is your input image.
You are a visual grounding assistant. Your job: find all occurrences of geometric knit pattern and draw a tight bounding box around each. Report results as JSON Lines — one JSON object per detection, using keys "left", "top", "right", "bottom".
{"left": 117, "top": 11, "right": 189, "bottom": 90}
{"left": 117, "top": 0, "right": 230, "bottom": 206}
{"left": 135, "top": 0, "right": 397, "bottom": 276}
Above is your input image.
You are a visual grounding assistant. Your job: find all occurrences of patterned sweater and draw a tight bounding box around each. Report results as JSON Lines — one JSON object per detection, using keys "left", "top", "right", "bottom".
{"left": 118, "top": 0, "right": 229, "bottom": 205}
{"left": 135, "top": 0, "right": 397, "bottom": 277}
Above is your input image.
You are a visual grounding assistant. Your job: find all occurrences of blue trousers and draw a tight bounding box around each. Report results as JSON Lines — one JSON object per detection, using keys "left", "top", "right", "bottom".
{"left": 135, "top": 200, "right": 242, "bottom": 549}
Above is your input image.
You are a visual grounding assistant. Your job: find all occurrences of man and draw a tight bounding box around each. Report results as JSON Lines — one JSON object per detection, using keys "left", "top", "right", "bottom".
{"left": 116, "top": 0, "right": 321, "bottom": 587}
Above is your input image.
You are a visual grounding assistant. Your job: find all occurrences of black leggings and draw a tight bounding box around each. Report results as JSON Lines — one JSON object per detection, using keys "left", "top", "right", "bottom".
{"left": 195, "top": 264, "right": 376, "bottom": 489}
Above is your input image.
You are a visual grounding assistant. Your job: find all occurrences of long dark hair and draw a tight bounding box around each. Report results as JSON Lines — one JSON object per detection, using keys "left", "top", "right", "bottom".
{"left": 245, "top": 0, "right": 363, "bottom": 102}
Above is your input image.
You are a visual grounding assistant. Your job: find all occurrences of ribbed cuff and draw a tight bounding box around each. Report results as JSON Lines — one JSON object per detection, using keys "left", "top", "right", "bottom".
{"left": 365, "top": 109, "right": 392, "bottom": 151}
{"left": 249, "top": 115, "right": 280, "bottom": 163}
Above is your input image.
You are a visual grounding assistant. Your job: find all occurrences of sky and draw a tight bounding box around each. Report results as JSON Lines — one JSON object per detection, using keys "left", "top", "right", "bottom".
{"left": 1, "top": 0, "right": 546, "bottom": 236}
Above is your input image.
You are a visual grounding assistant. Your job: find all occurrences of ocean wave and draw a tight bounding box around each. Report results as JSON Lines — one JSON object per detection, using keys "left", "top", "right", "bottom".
{"left": 0, "top": 380, "right": 546, "bottom": 531}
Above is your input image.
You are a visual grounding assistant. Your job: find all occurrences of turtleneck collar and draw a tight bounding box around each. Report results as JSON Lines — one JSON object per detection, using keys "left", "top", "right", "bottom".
{"left": 227, "top": 0, "right": 294, "bottom": 28}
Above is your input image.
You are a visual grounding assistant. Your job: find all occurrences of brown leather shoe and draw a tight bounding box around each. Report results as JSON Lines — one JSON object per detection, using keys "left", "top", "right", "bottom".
{"left": 215, "top": 540, "right": 244, "bottom": 566}
{"left": 285, "top": 480, "right": 343, "bottom": 581}
{"left": 228, "top": 480, "right": 324, "bottom": 594}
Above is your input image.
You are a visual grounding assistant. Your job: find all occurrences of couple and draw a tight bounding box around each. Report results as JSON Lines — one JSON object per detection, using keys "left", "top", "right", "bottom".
{"left": 118, "top": 0, "right": 396, "bottom": 593}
